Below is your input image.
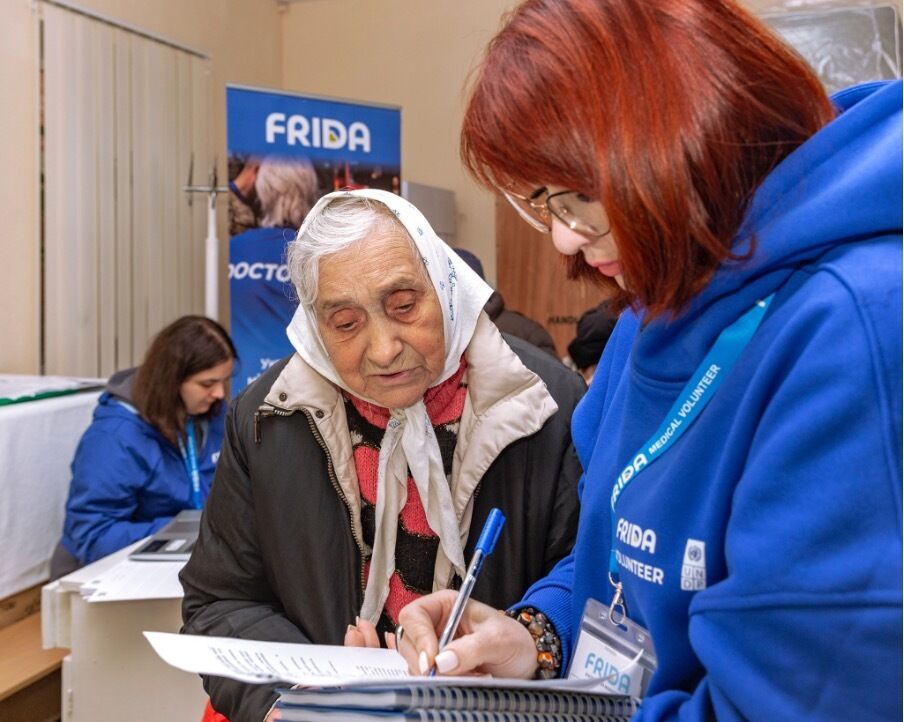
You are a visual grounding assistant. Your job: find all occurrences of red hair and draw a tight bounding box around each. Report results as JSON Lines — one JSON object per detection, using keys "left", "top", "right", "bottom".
{"left": 462, "top": 0, "right": 835, "bottom": 318}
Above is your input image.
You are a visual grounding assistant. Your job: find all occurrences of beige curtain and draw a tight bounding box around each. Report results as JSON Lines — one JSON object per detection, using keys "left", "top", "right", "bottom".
{"left": 42, "top": 2, "right": 209, "bottom": 376}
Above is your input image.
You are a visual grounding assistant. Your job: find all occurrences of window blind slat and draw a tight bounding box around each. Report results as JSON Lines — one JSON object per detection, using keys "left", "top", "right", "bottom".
{"left": 113, "top": 26, "right": 133, "bottom": 371}
{"left": 96, "top": 23, "right": 117, "bottom": 378}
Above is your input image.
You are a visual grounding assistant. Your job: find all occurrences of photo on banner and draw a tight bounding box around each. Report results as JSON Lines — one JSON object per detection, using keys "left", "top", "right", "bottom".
{"left": 226, "top": 85, "right": 402, "bottom": 391}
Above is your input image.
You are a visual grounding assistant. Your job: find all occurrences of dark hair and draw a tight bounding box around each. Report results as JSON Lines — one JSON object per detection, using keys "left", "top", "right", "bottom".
{"left": 568, "top": 303, "right": 618, "bottom": 370}
{"left": 133, "top": 315, "right": 237, "bottom": 443}
{"left": 461, "top": 0, "right": 835, "bottom": 319}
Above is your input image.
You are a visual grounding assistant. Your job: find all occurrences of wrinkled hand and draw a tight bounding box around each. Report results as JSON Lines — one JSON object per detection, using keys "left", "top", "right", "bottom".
{"left": 396, "top": 590, "right": 537, "bottom": 678}
{"left": 344, "top": 616, "right": 398, "bottom": 650}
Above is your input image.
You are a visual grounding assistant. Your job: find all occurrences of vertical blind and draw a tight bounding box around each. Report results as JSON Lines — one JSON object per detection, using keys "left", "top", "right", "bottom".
{"left": 42, "top": 2, "right": 209, "bottom": 377}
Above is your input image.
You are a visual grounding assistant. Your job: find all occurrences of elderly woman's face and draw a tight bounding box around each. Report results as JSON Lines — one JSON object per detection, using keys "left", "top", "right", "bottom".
{"left": 314, "top": 231, "right": 445, "bottom": 408}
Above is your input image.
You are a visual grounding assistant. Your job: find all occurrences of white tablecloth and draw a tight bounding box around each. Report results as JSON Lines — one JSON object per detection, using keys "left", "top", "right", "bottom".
{"left": 0, "top": 390, "right": 101, "bottom": 598}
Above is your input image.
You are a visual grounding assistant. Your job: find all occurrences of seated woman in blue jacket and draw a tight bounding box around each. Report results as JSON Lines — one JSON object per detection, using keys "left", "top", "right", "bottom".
{"left": 52, "top": 315, "right": 237, "bottom": 575}
{"left": 395, "top": 1, "right": 901, "bottom": 720}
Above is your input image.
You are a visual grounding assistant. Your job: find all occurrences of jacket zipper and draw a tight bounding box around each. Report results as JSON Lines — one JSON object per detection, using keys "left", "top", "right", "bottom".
{"left": 300, "top": 409, "right": 368, "bottom": 600}
{"left": 253, "top": 405, "right": 293, "bottom": 443}
{"left": 254, "top": 403, "right": 367, "bottom": 599}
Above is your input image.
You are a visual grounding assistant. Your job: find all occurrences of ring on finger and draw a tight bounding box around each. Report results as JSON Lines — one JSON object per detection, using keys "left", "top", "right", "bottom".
{"left": 395, "top": 624, "right": 405, "bottom": 645}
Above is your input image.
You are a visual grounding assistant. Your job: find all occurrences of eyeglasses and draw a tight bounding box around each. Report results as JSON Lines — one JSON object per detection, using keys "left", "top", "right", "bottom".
{"left": 502, "top": 187, "right": 610, "bottom": 238}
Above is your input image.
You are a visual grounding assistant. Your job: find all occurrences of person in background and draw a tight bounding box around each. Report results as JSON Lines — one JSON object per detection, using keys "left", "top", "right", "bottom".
{"left": 396, "top": 1, "right": 902, "bottom": 719}
{"left": 453, "top": 247, "right": 559, "bottom": 358}
{"left": 229, "top": 156, "right": 320, "bottom": 392}
{"left": 181, "top": 190, "right": 583, "bottom": 722}
{"left": 51, "top": 316, "right": 237, "bottom": 577}
{"left": 228, "top": 156, "right": 261, "bottom": 237}
{"left": 565, "top": 302, "right": 617, "bottom": 383}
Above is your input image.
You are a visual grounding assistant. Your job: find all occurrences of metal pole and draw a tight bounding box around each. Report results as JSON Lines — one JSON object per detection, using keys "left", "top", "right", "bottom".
{"left": 205, "top": 191, "right": 219, "bottom": 319}
{"left": 184, "top": 157, "right": 227, "bottom": 321}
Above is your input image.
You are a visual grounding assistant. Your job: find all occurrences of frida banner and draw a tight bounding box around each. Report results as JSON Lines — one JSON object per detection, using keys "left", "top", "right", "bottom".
{"left": 226, "top": 85, "right": 401, "bottom": 391}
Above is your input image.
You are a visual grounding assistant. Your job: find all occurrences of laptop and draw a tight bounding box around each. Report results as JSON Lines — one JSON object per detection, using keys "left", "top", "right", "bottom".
{"left": 129, "top": 509, "right": 202, "bottom": 561}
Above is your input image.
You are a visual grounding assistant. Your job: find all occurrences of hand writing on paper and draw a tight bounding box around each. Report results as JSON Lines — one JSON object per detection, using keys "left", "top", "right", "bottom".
{"left": 396, "top": 590, "right": 537, "bottom": 678}
{"left": 344, "top": 616, "right": 399, "bottom": 650}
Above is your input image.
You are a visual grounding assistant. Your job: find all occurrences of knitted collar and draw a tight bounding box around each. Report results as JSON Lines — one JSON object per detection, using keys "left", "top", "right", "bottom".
{"left": 347, "top": 358, "right": 467, "bottom": 430}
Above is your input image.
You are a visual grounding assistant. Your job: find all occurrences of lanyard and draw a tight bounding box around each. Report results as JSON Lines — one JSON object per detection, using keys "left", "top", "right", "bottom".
{"left": 607, "top": 295, "right": 774, "bottom": 624}
{"left": 177, "top": 417, "right": 203, "bottom": 510}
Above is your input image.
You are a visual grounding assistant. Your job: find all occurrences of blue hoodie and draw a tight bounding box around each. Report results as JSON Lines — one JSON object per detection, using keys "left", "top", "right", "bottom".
{"left": 522, "top": 81, "right": 902, "bottom": 720}
{"left": 229, "top": 226, "right": 298, "bottom": 392}
{"left": 61, "top": 368, "right": 225, "bottom": 564}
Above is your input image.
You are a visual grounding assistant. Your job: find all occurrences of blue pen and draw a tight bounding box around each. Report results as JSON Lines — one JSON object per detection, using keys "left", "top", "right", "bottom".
{"left": 430, "top": 507, "right": 506, "bottom": 676}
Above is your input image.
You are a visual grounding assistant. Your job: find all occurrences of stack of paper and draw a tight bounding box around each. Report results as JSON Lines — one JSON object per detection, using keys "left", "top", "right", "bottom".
{"left": 81, "top": 559, "right": 185, "bottom": 602}
{"left": 144, "top": 633, "right": 637, "bottom": 721}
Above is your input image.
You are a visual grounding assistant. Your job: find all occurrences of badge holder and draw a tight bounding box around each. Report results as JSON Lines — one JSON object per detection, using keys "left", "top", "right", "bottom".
{"left": 566, "top": 597, "right": 658, "bottom": 699}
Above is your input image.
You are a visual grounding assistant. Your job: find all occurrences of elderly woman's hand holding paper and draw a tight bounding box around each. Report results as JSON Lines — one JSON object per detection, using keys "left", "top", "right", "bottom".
{"left": 181, "top": 189, "right": 585, "bottom": 722}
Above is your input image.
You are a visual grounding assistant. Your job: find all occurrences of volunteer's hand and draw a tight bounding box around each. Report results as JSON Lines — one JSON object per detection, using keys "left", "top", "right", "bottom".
{"left": 396, "top": 590, "right": 537, "bottom": 678}
{"left": 344, "top": 616, "right": 398, "bottom": 650}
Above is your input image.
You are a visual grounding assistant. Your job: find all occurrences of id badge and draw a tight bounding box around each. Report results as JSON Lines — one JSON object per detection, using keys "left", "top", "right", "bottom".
{"left": 566, "top": 597, "right": 657, "bottom": 698}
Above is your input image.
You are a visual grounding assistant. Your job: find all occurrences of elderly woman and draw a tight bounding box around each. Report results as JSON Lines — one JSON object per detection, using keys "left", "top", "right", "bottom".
{"left": 180, "top": 189, "right": 584, "bottom": 722}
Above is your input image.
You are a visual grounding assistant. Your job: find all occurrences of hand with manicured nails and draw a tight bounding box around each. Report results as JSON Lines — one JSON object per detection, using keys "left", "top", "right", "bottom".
{"left": 395, "top": 590, "right": 538, "bottom": 678}
{"left": 344, "top": 616, "right": 399, "bottom": 650}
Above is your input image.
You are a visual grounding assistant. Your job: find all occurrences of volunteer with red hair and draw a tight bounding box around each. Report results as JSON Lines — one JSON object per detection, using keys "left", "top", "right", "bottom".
{"left": 397, "top": 1, "right": 902, "bottom": 719}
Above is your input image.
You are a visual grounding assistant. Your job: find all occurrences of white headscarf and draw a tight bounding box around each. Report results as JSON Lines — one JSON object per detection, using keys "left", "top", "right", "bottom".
{"left": 286, "top": 189, "right": 493, "bottom": 623}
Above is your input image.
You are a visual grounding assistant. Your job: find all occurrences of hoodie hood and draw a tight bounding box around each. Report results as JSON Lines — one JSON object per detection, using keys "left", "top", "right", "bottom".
{"left": 105, "top": 367, "right": 137, "bottom": 404}
{"left": 635, "top": 80, "right": 902, "bottom": 381}
{"left": 93, "top": 367, "right": 148, "bottom": 429}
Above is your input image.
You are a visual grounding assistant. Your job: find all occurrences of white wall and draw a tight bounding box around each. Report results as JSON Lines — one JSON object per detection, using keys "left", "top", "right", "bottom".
{"left": 279, "top": 0, "right": 519, "bottom": 285}
{"left": 0, "top": 1, "right": 41, "bottom": 374}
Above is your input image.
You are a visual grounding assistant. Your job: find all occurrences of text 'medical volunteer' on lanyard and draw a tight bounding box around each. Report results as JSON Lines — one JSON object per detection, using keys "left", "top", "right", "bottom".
{"left": 607, "top": 294, "right": 775, "bottom": 625}
{"left": 177, "top": 417, "right": 204, "bottom": 510}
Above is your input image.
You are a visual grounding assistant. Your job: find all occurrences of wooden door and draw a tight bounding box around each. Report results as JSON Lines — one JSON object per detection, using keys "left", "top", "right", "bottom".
{"left": 495, "top": 196, "right": 608, "bottom": 359}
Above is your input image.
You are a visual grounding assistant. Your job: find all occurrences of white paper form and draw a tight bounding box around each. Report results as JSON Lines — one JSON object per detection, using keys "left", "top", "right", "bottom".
{"left": 82, "top": 559, "right": 186, "bottom": 602}
{"left": 144, "top": 632, "right": 612, "bottom": 694}
{"left": 144, "top": 632, "right": 411, "bottom": 685}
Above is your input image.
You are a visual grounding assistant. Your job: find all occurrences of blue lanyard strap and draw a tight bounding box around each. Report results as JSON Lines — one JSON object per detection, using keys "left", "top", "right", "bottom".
{"left": 178, "top": 417, "right": 203, "bottom": 510}
{"left": 608, "top": 295, "right": 774, "bottom": 584}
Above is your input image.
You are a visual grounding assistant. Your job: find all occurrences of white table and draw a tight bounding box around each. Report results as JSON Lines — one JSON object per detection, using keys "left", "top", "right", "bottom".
{"left": 41, "top": 542, "right": 207, "bottom": 722}
{"left": 0, "top": 386, "right": 101, "bottom": 598}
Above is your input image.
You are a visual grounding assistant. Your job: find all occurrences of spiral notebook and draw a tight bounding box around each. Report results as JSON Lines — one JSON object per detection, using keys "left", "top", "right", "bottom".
{"left": 143, "top": 632, "right": 636, "bottom": 721}
{"left": 276, "top": 682, "right": 636, "bottom": 722}
{"left": 276, "top": 711, "right": 631, "bottom": 722}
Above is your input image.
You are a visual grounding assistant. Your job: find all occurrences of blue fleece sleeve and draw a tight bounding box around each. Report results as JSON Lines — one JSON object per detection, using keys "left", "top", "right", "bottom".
{"left": 62, "top": 422, "right": 172, "bottom": 564}
{"left": 517, "top": 547, "right": 577, "bottom": 666}
{"left": 518, "top": 313, "right": 640, "bottom": 667}
{"left": 572, "top": 311, "right": 639, "bottom": 469}
{"left": 632, "top": 268, "right": 902, "bottom": 721}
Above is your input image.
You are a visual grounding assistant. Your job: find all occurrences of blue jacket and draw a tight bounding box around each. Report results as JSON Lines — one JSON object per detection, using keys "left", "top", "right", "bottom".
{"left": 229, "top": 226, "right": 298, "bottom": 392}
{"left": 522, "top": 81, "right": 902, "bottom": 720}
{"left": 61, "top": 369, "right": 225, "bottom": 564}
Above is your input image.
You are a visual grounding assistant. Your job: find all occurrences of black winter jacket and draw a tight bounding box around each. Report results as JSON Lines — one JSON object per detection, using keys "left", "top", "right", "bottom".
{"left": 180, "top": 333, "right": 584, "bottom": 722}
{"left": 484, "top": 291, "right": 559, "bottom": 358}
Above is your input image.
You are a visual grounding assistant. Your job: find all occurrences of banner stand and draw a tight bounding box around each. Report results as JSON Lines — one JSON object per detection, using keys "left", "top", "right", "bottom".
{"left": 226, "top": 84, "right": 401, "bottom": 391}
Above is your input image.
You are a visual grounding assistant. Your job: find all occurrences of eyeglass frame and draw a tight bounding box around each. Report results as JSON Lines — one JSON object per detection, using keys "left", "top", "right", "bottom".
{"left": 501, "top": 186, "right": 611, "bottom": 238}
